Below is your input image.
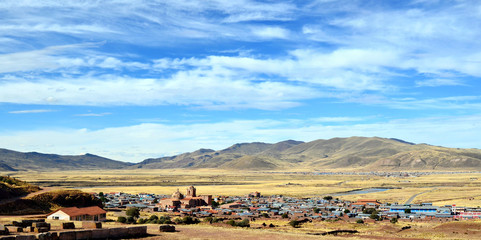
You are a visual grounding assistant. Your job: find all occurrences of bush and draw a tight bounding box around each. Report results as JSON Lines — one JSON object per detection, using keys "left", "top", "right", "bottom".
{"left": 369, "top": 213, "right": 380, "bottom": 221}
{"left": 226, "top": 219, "right": 236, "bottom": 226}
{"left": 281, "top": 213, "right": 289, "bottom": 218}
{"left": 126, "top": 207, "right": 140, "bottom": 219}
{"left": 356, "top": 219, "right": 364, "bottom": 224}
{"left": 289, "top": 220, "right": 300, "bottom": 228}
{"left": 117, "top": 216, "right": 127, "bottom": 223}
{"left": 262, "top": 213, "right": 269, "bottom": 218}
{"left": 174, "top": 216, "right": 200, "bottom": 225}
{"left": 363, "top": 208, "right": 377, "bottom": 214}
{"left": 126, "top": 216, "right": 135, "bottom": 224}
{"left": 323, "top": 196, "right": 333, "bottom": 201}
{"left": 137, "top": 218, "right": 146, "bottom": 224}
{"left": 236, "top": 219, "right": 250, "bottom": 227}
{"left": 313, "top": 208, "right": 320, "bottom": 213}
{"left": 269, "top": 223, "right": 275, "bottom": 228}
{"left": 390, "top": 217, "right": 398, "bottom": 224}
{"left": 344, "top": 209, "right": 350, "bottom": 213}
{"left": 158, "top": 216, "right": 172, "bottom": 224}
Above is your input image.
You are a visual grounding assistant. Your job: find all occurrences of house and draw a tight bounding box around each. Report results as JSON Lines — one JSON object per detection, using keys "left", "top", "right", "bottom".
{"left": 47, "top": 206, "right": 107, "bottom": 221}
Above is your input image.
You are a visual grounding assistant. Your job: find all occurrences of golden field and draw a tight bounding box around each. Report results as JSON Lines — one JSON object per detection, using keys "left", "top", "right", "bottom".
{"left": 4, "top": 169, "right": 481, "bottom": 207}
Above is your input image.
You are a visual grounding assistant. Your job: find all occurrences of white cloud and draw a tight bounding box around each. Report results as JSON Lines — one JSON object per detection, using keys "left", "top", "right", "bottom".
{"left": 8, "top": 109, "right": 56, "bottom": 114}
{"left": 0, "top": 44, "right": 150, "bottom": 74}
{"left": 1, "top": 114, "right": 480, "bottom": 162}
{"left": 251, "top": 26, "right": 290, "bottom": 39}
{"left": 415, "top": 78, "right": 465, "bottom": 87}
{"left": 75, "top": 112, "right": 112, "bottom": 117}
{"left": 0, "top": 74, "right": 319, "bottom": 109}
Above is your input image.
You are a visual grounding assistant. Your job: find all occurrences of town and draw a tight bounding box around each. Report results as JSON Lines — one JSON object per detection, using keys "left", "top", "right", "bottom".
{"left": 99, "top": 186, "right": 481, "bottom": 223}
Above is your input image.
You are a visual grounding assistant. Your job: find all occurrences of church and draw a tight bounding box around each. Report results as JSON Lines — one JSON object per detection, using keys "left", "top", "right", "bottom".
{"left": 159, "top": 186, "right": 212, "bottom": 211}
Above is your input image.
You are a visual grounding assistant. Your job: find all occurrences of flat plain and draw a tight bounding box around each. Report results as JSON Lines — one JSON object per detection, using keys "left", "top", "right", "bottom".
{"left": 5, "top": 169, "right": 481, "bottom": 207}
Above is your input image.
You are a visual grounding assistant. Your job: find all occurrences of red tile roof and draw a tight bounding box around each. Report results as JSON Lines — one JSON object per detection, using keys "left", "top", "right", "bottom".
{"left": 48, "top": 206, "right": 106, "bottom": 217}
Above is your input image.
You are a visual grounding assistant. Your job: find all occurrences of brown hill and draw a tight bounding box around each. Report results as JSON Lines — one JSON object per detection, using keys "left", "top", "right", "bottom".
{"left": 133, "top": 137, "right": 481, "bottom": 170}
{"left": 0, "top": 148, "right": 132, "bottom": 171}
{"left": 0, "top": 189, "right": 102, "bottom": 215}
{"left": 0, "top": 176, "right": 40, "bottom": 200}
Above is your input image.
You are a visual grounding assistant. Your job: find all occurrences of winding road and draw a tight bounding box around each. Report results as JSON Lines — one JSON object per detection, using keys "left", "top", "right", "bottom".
{"left": 404, "top": 188, "right": 438, "bottom": 205}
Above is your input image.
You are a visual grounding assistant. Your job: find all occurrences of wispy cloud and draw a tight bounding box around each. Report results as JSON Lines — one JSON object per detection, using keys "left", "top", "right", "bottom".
{"left": 415, "top": 78, "right": 465, "bottom": 87}
{"left": 8, "top": 109, "right": 56, "bottom": 114}
{"left": 75, "top": 112, "right": 112, "bottom": 117}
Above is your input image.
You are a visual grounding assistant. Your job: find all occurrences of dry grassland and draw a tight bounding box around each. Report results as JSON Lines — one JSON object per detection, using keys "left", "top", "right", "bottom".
{"left": 5, "top": 169, "right": 481, "bottom": 207}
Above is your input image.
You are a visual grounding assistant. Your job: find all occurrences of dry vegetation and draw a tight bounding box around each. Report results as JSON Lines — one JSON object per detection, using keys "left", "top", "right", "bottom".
{"left": 4, "top": 169, "right": 481, "bottom": 207}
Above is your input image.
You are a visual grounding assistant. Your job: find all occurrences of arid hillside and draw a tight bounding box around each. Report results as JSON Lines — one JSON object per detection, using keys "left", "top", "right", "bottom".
{"left": 0, "top": 148, "right": 132, "bottom": 171}
{"left": 133, "top": 137, "right": 481, "bottom": 170}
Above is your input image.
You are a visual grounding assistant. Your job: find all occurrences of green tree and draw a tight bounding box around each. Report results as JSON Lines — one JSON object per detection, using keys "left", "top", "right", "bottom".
{"left": 289, "top": 220, "right": 301, "bottom": 228}
{"left": 363, "top": 208, "right": 377, "bottom": 214}
{"left": 356, "top": 219, "right": 364, "bottom": 224}
{"left": 313, "top": 208, "right": 320, "bottom": 213}
{"left": 323, "top": 196, "right": 333, "bottom": 201}
{"left": 226, "top": 219, "right": 236, "bottom": 226}
{"left": 117, "top": 216, "right": 126, "bottom": 223}
{"left": 281, "top": 213, "right": 289, "bottom": 218}
{"left": 126, "top": 207, "right": 140, "bottom": 219}
{"left": 369, "top": 213, "right": 380, "bottom": 221}
{"left": 236, "top": 219, "right": 250, "bottom": 227}
{"left": 390, "top": 217, "right": 398, "bottom": 224}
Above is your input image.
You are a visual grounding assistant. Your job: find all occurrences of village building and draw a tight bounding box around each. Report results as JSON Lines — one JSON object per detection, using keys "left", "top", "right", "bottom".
{"left": 47, "top": 206, "right": 107, "bottom": 221}
{"left": 159, "top": 186, "right": 212, "bottom": 211}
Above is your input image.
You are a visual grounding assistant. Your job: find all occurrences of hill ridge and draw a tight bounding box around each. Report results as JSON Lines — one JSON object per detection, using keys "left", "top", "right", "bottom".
{"left": 132, "top": 137, "right": 481, "bottom": 170}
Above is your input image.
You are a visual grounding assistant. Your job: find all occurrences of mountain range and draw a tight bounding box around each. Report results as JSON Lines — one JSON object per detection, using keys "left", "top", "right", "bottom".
{"left": 0, "top": 148, "right": 132, "bottom": 171}
{"left": 2, "top": 137, "right": 481, "bottom": 171}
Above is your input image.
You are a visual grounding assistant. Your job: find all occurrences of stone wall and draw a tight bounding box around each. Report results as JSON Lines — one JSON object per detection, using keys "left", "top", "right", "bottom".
{"left": 0, "top": 226, "right": 147, "bottom": 240}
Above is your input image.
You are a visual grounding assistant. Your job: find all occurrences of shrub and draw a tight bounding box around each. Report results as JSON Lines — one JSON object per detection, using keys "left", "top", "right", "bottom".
{"left": 289, "top": 220, "right": 300, "bottom": 228}
{"left": 262, "top": 213, "right": 269, "bottom": 218}
{"left": 158, "top": 216, "right": 172, "bottom": 224}
{"left": 390, "top": 217, "right": 398, "bottom": 224}
{"left": 363, "top": 208, "right": 377, "bottom": 214}
{"left": 369, "top": 213, "right": 380, "bottom": 221}
{"left": 269, "top": 223, "right": 275, "bottom": 228}
{"left": 281, "top": 213, "right": 289, "bottom": 218}
{"left": 149, "top": 215, "right": 159, "bottom": 221}
{"left": 344, "top": 209, "right": 350, "bottom": 213}
{"left": 236, "top": 219, "right": 250, "bottom": 227}
{"left": 126, "top": 207, "right": 140, "bottom": 219}
{"left": 226, "top": 219, "right": 236, "bottom": 226}
{"left": 356, "top": 219, "right": 364, "bottom": 224}
{"left": 174, "top": 216, "right": 199, "bottom": 225}
{"left": 137, "top": 218, "right": 146, "bottom": 224}
{"left": 126, "top": 216, "right": 135, "bottom": 224}
{"left": 117, "top": 216, "right": 127, "bottom": 223}
{"left": 323, "top": 196, "right": 333, "bottom": 201}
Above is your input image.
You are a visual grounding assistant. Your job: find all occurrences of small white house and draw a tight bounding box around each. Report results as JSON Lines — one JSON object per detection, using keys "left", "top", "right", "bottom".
{"left": 47, "top": 206, "right": 107, "bottom": 221}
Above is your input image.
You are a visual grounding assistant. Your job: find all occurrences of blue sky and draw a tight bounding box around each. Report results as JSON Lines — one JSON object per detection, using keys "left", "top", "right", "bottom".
{"left": 1, "top": 0, "right": 481, "bottom": 162}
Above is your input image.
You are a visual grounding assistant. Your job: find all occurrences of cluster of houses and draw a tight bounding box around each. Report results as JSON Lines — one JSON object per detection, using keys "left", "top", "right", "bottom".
{"left": 90, "top": 186, "right": 481, "bottom": 222}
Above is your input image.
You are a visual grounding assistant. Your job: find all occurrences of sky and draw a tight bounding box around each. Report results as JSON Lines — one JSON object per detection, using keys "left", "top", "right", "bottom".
{"left": 1, "top": 0, "right": 481, "bottom": 162}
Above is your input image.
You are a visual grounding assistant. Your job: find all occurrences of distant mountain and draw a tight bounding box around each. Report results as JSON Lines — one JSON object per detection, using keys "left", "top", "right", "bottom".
{"left": 0, "top": 148, "right": 132, "bottom": 171}
{"left": 132, "top": 137, "right": 481, "bottom": 170}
